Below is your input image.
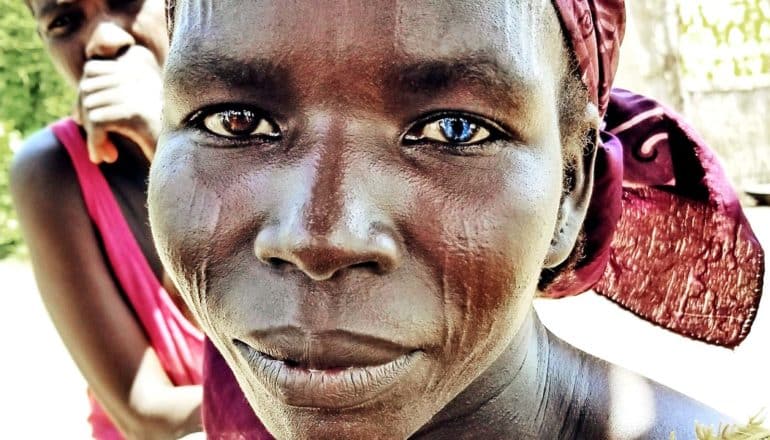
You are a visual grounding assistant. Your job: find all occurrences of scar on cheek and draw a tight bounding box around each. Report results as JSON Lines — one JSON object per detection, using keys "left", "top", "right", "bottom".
{"left": 184, "top": 180, "right": 223, "bottom": 240}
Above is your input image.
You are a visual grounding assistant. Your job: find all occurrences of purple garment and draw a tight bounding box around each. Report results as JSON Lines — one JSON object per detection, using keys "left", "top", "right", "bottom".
{"left": 547, "top": 0, "right": 764, "bottom": 348}
{"left": 203, "top": 339, "right": 273, "bottom": 439}
{"left": 545, "top": 90, "right": 764, "bottom": 347}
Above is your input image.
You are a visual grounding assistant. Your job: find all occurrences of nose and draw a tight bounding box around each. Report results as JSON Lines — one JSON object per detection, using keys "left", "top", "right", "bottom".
{"left": 85, "top": 18, "right": 135, "bottom": 60}
{"left": 253, "top": 139, "right": 402, "bottom": 281}
{"left": 254, "top": 222, "right": 402, "bottom": 282}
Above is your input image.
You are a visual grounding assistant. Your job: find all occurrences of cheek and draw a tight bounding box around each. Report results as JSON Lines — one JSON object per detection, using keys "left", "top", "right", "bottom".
{"left": 45, "top": 42, "right": 84, "bottom": 87}
{"left": 407, "top": 147, "right": 562, "bottom": 354}
{"left": 148, "top": 139, "right": 225, "bottom": 317}
{"left": 149, "top": 139, "right": 290, "bottom": 330}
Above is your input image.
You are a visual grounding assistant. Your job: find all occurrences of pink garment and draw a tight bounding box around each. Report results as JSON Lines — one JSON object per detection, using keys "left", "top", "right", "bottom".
{"left": 51, "top": 118, "right": 205, "bottom": 439}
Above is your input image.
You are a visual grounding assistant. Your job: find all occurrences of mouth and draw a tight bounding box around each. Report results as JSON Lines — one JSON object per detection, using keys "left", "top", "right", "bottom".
{"left": 233, "top": 328, "right": 422, "bottom": 408}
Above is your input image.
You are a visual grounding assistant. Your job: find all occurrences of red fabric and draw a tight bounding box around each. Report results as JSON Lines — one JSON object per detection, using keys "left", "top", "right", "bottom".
{"left": 51, "top": 119, "right": 205, "bottom": 438}
{"left": 546, "top": 1, "right": 764, "bottom": 347}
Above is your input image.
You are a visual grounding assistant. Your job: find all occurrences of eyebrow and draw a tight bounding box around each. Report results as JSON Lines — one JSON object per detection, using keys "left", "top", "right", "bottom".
{"left": 36, "top": 0, "right": 75, "bottom": 20}
{"left": 166, "top": 49, "right": 540, "bottom": 119}
{"left": 388, "top": 55, "right": 539, "bottom": 105}
{"left": 165, "top": 49, "right": 291, "bottom": 101}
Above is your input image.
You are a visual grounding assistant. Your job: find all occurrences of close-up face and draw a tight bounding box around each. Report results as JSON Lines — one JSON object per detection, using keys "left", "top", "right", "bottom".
{"left": 28, "top": 0, "right": 167, "bottom": 85}
{"left": 150, "top": 0, "right": 591, "bottom": 438}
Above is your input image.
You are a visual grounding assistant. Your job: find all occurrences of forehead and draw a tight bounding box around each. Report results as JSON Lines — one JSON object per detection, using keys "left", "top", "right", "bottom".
{"left": 169, "top": 0, "right": 565, "bottom": 80}
{"left": 28, "top": 0, "right": 72, "bottom": 17}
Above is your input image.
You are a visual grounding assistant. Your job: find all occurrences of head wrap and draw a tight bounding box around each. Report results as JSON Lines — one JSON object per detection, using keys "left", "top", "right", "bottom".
{"left": 546, "top": 0, "right": 765, "bottom": 347}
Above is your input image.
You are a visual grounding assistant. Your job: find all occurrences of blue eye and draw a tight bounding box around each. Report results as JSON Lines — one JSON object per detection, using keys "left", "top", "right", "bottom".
{"left": 438, "top": 118, "right": 477, "bottom": 143}
{"left": 404, "top": 114, "right": 495, "bottom": 145}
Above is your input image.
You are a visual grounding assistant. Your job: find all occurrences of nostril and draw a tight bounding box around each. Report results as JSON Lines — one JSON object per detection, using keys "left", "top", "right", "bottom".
{"left": 350, "top": 261, "right": 381, "bottom": 272}
{"left": 267, "top": 257, "right": 290, "bottom": 268}
{"left": 114, "top": 44, "right": 130, "bottom": 58}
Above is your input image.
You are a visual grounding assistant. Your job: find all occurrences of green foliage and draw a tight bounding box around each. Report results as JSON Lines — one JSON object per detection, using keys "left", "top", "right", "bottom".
{"left": 0, "top": 125, "right": 22, "bottom": 259}
{"left": 670, "top": 412, "right": 770, "bottom": 440}
{"left": 0, "top": 0, "right": 74, "bottom": 258}
{"left": 678, "top": 0, "right": 770, "bottom": 90}
{"left": 0, "top": 0, "right": 74, "bottom": 135}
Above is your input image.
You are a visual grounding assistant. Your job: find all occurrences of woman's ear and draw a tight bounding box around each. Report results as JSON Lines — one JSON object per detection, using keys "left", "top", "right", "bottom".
{"left": 543, "top": 102, "right": 601, "bottom": 269}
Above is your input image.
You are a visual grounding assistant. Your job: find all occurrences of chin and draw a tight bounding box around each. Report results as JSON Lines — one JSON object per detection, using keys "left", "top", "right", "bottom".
{"left": 228, "top": 352, "right": 441, "bottom": 440}
{"left": 244, "top": 388, "right": 428, "bottom": 440}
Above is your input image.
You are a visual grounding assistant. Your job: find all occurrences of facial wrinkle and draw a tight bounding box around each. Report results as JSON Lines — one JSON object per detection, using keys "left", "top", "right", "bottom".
{"left": 439, "top": 243, "right": 452, "bottom": 352}
{"left": 196, "top": 258, "right": 215, "bottom": 334}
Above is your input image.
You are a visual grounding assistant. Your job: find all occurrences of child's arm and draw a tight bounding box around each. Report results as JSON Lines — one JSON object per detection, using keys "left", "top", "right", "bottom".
{"left": 10, "top": 129, "right": 201, "bottom": 439}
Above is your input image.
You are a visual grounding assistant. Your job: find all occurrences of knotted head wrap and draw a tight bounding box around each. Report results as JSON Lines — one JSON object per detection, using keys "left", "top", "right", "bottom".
{"left": 546, "top": 0, "right": 765, "bottom": 347}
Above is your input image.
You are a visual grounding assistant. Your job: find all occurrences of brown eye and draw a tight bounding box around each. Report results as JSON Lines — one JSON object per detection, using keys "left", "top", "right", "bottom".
{"left": 46, "top": 11, "right": 84, "bottom": 37}
{"left": 202, "top": 109, "right": 280, "bottom": 139}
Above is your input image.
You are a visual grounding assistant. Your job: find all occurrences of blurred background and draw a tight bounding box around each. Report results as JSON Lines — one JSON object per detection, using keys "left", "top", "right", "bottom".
{"left": 0, "top": 0, "right": 768, "bottom": 437}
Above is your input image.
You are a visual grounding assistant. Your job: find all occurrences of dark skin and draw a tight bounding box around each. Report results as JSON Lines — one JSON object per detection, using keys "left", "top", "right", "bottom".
{"left": 11, "top": 0, "right": 201, "bottom": 438}
{"left": 151, "top": 0, "right": 727, "bottom": 438}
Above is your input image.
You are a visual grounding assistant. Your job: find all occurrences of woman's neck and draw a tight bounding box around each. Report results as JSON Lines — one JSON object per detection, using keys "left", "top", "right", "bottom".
{"left": 412, "top": 310, "right": 597, "bottom": 440}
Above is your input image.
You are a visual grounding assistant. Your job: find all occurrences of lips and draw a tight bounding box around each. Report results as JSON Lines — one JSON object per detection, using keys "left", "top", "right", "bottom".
{"left": 233, "top": 327, "right": 422, "bottom": 408}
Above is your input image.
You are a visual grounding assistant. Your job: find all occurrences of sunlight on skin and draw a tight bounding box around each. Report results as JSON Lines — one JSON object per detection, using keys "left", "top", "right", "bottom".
{"left": 609, "top": 366, "right": 656, "bottom": 439}
{"left": 128, "top": 348, "right": 174, "bottom": 412}
{"left": 127, "top": 348, "right": 201, "bottom": 431}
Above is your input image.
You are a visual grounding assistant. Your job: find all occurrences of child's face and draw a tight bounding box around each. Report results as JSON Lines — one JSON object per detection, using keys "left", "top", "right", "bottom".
{"left": 28, "top": 0, "right": 167, "bottom": 86}
{"left": 151, "top": 0, "right": 583, "bottom": 437}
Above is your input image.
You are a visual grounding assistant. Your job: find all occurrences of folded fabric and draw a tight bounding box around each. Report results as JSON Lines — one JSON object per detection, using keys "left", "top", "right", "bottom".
{"left": 546, "top": 0, "right": 765, "bottom": 347}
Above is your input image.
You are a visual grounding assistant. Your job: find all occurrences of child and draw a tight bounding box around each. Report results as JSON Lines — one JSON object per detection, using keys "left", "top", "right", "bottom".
{"left": 11, "top": 1, "right": 203, "bottom": 438}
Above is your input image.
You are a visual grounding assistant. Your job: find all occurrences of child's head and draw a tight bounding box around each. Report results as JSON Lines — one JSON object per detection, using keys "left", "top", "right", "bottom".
{"left": 26, "top": 0, "right": 167, "bottom": 86}
{"left": 150, "top": 1, "right": 599, "bottom": 438}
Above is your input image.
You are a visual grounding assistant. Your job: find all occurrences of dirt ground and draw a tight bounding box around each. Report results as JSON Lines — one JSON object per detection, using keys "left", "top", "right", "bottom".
{"left": 1, "top": 207, "right": 767, "bottom": 437}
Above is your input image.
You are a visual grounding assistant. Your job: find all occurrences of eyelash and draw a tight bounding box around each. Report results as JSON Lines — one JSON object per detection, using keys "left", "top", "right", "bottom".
{"left": 47, "top": 11, "right": 84, "bottom": 38}
{"left": 403, "top": 112, "right": 508, "bottom": 149}
{"left": 188, "top": 107, "right": 508, "bottom": 153}
{"left": 188, "top": 105, "right": 280, "bottom": 147}
{"left": 46, "top": 1, "right": 141, "bottom": 39}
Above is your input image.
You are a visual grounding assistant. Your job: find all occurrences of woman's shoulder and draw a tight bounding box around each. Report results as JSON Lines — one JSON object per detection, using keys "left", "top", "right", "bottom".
{"left": 545, "top": 333, "right": 730, "bottom": 439}
{"left": 577, "top": 351, "right": 729, "bottom": 439}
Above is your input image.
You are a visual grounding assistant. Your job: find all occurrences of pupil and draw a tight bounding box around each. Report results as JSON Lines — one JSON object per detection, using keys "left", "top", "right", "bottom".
{"left": 440, "top": 118, "right": 475, "bottom": 143}
{"left": 222, "top": 110, "right": 256, "bottom": 134}
{"left": 52, "top": 16, "right": 71, "bottom": 28}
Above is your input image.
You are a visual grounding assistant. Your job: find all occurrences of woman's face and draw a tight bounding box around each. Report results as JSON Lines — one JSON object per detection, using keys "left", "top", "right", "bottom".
{"left": 150, "top": 0, "right": 585, "bottom": 438}
{"left": 28, "top": 0, "right": 167, "bottom": 86}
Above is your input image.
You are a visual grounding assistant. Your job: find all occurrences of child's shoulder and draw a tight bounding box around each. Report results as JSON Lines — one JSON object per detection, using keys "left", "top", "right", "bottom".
{"left": 12, "top": 126, "right": 71, "bottom": 183}
{"left": 10, "top": 125, "right": 82, "bottom": 213}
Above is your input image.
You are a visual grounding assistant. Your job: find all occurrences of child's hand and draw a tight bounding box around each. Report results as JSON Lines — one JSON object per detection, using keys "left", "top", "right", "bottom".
{"left": 77, "top": 45, "right": 163, "bottom": 164}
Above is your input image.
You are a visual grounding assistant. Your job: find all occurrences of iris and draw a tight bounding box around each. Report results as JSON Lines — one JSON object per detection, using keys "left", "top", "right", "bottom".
{"left": 438, "top": 117, "right": 477, "bottom": 143}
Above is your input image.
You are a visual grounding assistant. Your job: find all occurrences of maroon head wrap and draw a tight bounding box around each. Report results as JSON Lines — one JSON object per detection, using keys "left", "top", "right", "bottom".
{"left": 546, "top": 0, "right": 765, "bottom": 347}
